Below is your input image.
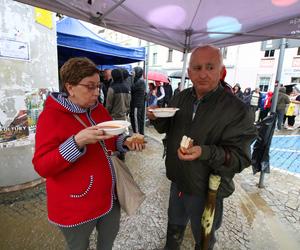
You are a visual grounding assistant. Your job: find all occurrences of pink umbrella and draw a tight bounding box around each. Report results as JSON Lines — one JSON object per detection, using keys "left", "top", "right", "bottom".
{"left": 147, "top": 71, "right": 169, "bottom": 83}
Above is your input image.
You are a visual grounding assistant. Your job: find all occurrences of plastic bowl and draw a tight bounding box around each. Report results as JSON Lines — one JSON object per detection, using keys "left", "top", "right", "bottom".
{"left": 149, "top": 108, "right": 179, "bottom": 118}
{"left": 96, "top": 120, "right": 130, "bottom": 135}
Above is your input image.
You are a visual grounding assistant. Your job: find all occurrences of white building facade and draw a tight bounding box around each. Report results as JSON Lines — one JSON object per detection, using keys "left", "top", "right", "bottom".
{"left": 85, "top": 22, "right": 300, "bottom": 93}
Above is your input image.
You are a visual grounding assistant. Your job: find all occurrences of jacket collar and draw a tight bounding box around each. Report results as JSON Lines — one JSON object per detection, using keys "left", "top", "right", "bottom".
{"left": 190, "top": 84, "right": 224, "bottom": 103}
{"left": 50, "top": 92, "right": 98, "bottom": 114}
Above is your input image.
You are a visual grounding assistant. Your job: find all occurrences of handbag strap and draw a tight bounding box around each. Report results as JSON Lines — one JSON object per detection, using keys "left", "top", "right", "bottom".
{"left": 73, "top": 114, "right": 88, "bottom": 128}
{"left": 72, "top": 114, "right": 113, "bottom": 156}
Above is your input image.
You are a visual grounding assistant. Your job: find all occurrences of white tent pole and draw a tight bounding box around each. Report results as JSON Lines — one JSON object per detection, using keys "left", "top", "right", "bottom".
{"left": 271, "top": 38, "right": 287, "bottom": 113}
{"left": 180, "top": 50, "right": 188, "bottom": 90}
{"left": 144, "top": 41, "right": 150, "bottom": 86}
{"left": 180, "top": 30, "right": 192, "bottom": 90}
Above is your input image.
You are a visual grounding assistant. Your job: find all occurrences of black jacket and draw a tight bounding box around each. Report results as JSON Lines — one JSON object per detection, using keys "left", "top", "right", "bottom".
{"left": 163, "top": 84, "right": 173, "bottom": 106}
{"left": 153, "top": 85, "right": 257, "bottom": 198}
{"left": 131, "top": 67, "right": 146, "bottom": 108}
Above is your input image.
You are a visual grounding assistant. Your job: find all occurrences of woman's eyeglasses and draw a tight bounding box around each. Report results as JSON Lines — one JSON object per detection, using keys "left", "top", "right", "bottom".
{"left": 77, "top": 83, "right": 101, "bottom": 91}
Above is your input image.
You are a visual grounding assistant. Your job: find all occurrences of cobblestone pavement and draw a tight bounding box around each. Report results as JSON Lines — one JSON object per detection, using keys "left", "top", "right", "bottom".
{"left": 0, "top": 127, "right": 300, "bottom": 250}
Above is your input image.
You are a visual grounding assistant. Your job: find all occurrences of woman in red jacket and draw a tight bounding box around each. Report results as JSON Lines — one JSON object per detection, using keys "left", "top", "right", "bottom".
{"left": 33, "top": 57, "right": 144, "bottom": 250}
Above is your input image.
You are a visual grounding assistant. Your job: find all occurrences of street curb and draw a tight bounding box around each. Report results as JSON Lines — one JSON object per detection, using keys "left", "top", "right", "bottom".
{"left": 0, "top": 178, "right": 45, "bottom": 194}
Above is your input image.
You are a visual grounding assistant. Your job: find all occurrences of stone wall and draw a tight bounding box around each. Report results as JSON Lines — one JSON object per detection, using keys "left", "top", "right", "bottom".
{"left": 0, "top": 0, "right": 58, "bottom": 187}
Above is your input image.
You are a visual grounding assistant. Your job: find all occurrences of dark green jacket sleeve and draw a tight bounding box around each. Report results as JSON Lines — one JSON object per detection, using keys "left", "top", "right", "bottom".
{"left": 199, "top": 106, "right": 257, "bottom": 175}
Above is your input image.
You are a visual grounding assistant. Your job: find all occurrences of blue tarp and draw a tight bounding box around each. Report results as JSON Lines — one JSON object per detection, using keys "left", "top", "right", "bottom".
{"left": 97, "top": 64, "right": 132, "bottom": 72}
{"left": 57, "top": 17, "right": 145, "bottom": 66}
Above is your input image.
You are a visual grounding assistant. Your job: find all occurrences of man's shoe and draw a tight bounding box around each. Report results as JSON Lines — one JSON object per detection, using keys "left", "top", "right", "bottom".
{"left": 164, "top": 224, "right": 186, "bottom": 250}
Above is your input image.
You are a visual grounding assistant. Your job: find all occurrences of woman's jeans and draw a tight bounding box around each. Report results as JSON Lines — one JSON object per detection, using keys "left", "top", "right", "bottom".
{"left": 276, "top": 111, "right": 284, "bottom": 130}
{"left": 59, "top": 202, "right": 120, "bottom": 250}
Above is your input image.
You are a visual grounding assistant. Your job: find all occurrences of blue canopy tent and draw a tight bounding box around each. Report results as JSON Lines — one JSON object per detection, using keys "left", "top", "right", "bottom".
{"left": 57, "top": 17, "right": 146, "bottom": 66}
{"left": 98, "top": 64, "right": 132, "bottom": 72}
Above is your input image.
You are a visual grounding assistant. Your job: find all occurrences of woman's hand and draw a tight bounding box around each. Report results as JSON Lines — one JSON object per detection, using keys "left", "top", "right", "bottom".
{"left": 123, "top": 137, "right": 146, "bottom": 151}
{"left": 74, "top": 126, "right": 114, "bottom": 148}
{"left": 177, "top": 145, "right": 202, "bottom": 161}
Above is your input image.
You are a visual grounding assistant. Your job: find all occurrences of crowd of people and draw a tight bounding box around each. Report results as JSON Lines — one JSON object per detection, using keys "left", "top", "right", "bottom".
{"left": 231, "top": 82, "right": 300, "bottom": 130}
{"left": 33, "top": 44, "right": 299, "bottom": 250}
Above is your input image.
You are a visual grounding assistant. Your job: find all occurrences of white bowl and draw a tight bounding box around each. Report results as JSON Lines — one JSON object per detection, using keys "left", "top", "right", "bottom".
{"left": 96, "top": 120, "right": 130, "bottom": 135}
{"left": 149, "top": 108, "right": 179, "bottom": 118}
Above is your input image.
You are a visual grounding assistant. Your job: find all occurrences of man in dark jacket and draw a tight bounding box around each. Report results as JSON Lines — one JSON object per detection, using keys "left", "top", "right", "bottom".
{"left": 276, "top": 87, "right": 290, "bottom": 130}
{"left": 174, "top": 82, "right": 182, "bottom": 96}
{"left": 163, "top": 81, "right": 173, "bottom": 106}
{"left": 148, "top": 45, "right": 257, "bottom": 250}
{"left": 130, "top": 67, "right": 146, "bottom": 134}
{"left": 101, "top": 69, "right": 113, "bottom": 107}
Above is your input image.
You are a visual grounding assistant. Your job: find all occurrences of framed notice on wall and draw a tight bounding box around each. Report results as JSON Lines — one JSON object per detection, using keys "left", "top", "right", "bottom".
{"left": 0, "top": 38, "right": 30, "bottom": 61}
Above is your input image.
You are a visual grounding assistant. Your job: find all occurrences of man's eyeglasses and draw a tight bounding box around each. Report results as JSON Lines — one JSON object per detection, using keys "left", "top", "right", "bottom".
{"left": 77, "top": 84, "right": 101, "bottom": 91}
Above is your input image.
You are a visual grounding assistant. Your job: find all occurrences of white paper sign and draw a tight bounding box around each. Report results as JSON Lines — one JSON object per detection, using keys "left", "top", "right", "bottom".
{"left": 0, "top": 38, "right": 30, "bottom": 61}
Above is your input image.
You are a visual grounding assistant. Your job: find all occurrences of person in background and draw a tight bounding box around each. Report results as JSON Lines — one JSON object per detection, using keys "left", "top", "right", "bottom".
{"left": 163, "top": 80, "right": 173, "bottom": 107}
{"left": 284, "top": 91, "right": 300, "bottom": 130}
{"left": 102, "top": 69, "right": 113, "bottom": 107}
{"left": 130, "top": 66, "right": 146, "bottom": 135}
{"left": 147, "top": 45, "right": 256, "bottom": 250}
{"left": 156, "top": 81, "right": 166, "bottom": 107}
{"left": 32, "top": 57, "right": 145, "bottom": 250}
{"left": 219, "top": 67, "right": 233, "bottom": 94}
{"left": 276, "top": 87, "right": 290, "bottom": 130}
{"left": 232, "top": 83, "right": 244, "bottom": 100}
{"left": 242, "top": 87, "right": 252, "bottom": 106}
{"left": 250, "top": 88, "right": 261, "bottom": 111}
{"left": 259, "top": 91, "right": 273, "bottom": 121}
{"left": 121, "top": 68, "right": 133, "bottom": 89}
{"left": 147, "top": 82, "right": 158, "bottom": 107}
{"left": 174, "top": 82, "right": 182, "bottom": 96}
{"left": 249, "top": 87, "right": 261, "bottom": 123}
{"left": 297, "top": 94, "right": 300, "bottom": 129}
{"left": 106, "top": 68, "right": 131, "bottom": 121}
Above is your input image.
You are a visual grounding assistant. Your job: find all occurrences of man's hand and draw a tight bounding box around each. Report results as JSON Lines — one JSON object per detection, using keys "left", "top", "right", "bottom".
{"left": 177, "top": 145, "right": 202, "bottom": 161}
{"left": 146, "top": 106, "right": 158, "bottom": 120}
{"left": 74, "top": 126, "right": 114, "bottom": 148}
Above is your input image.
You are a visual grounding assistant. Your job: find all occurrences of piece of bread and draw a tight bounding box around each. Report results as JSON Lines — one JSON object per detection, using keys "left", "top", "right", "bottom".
{"left": 180, "top": 135, "right": 193, "bottom": 154}
{"left": 127, "top": 133, "right": 145, "bottom": 144}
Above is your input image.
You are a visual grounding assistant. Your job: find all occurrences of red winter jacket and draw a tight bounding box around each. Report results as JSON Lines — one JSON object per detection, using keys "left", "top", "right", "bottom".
{"left": 33, "top": 93, "right": 120, "bottom": 227}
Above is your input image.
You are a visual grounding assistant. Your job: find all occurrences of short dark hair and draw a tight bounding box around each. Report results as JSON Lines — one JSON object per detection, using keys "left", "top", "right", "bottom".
{"left": 60, "top": 57, "right": 99, "bottom": 92}
{"left": 111, "top": 68, "right": 124, "bottom": 82}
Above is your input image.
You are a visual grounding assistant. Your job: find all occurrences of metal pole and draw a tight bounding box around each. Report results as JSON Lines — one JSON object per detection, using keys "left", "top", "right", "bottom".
{"left": 180, "top": 50, "right": 188, "bottom": 90}
{"left": 144, "top": 41, "right": 150, "bottom": 129}
{"left": 270, "top": 38, "right": 287, "bottom": 113}
{"left": 180, "top": 29, "right": 192, "bottom": 90}
{"left": 145, "top": 41, "right": 150, "bottom": 86}
{"left": 258, "top": 38, "right": 287, "bottom": 188}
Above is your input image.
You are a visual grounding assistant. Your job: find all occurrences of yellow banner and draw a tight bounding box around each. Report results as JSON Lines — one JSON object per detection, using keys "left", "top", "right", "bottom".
{"left": 34, "top": 7, "right": 53, "bottom": 29}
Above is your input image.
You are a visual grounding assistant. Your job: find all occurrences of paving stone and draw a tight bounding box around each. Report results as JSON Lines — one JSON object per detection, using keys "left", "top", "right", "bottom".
{"left": 1, "top": 127, "right": 300, "bottom": 249}
{"left": 286, "top": 200, "right": 299, "bottom": 210}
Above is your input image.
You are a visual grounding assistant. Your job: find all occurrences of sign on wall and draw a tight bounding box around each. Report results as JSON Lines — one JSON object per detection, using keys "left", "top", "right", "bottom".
{"left": 0, "top": 38, "right": 30, "bottom": 61}
{"left": 34, "top": 7, "right": 53, "bottom": 29}
{"left": 0, "top": 88, "right": 50, "bottom": 143}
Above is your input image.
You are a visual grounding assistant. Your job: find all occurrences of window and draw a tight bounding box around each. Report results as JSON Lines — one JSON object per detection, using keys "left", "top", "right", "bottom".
{"left": 264, "top": 49, "right": 275, "bottom": 57}
{"left": 291, "top": 77, "right": 300, "bottom": 83}
{"left": 259, "top": 77, "right": 270, "bottom": 92}
{"left": 167, "top": 49, "right": 173, "bottom": 62}
{"left": 152, "top": 52, "right": 157, "bottom": 65}
{"left": 222, "top": 47, "right": 228, "bottom": 59}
